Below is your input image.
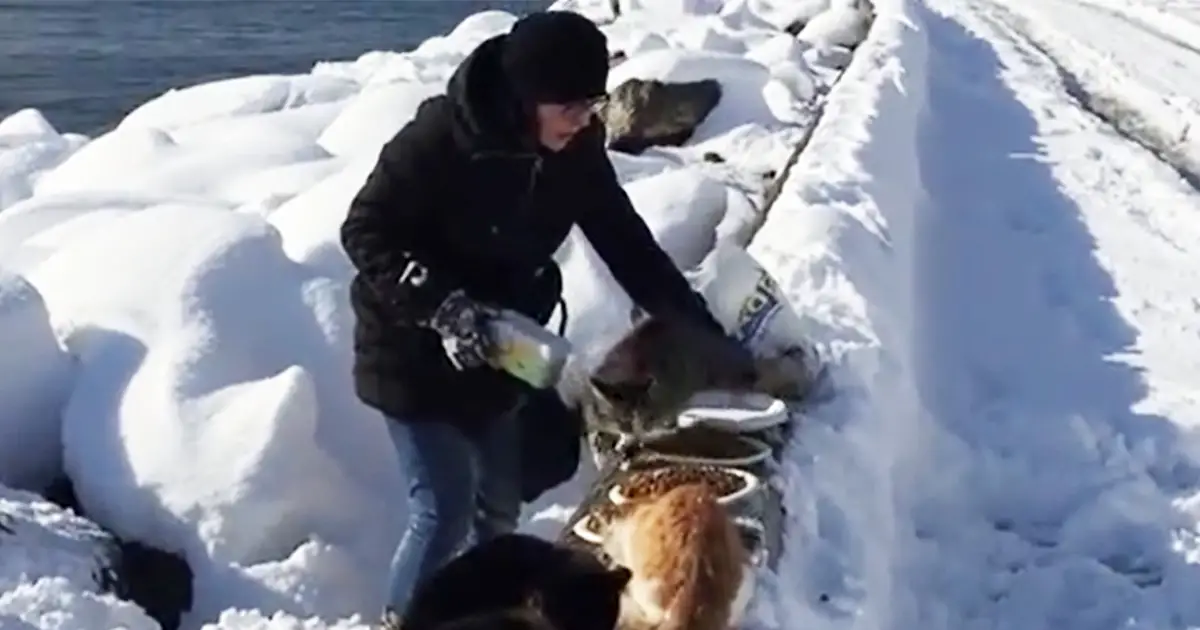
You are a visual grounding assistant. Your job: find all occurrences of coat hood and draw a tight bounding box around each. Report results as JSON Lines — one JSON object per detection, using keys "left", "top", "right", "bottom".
{"left": 444, "top": 34, "right": 538, "bottom": 156}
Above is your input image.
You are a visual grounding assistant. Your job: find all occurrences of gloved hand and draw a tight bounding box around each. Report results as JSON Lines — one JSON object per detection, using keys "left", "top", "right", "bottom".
{"left": 427, "top": 289, "right": 498, "bottom": 371}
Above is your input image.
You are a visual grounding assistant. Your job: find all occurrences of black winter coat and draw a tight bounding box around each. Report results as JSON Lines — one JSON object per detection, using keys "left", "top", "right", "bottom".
{"left": 340, "top": 33, "right": 723, "bottom": 430}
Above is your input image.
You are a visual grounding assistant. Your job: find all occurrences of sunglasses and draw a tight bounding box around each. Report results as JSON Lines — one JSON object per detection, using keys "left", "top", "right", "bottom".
{"left": 560, "top": 95, "right": 610, "bottom": 117}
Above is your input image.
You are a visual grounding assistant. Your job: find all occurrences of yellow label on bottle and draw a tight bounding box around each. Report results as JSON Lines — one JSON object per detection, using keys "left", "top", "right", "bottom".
{"left": 492, "top": 338, "right": 548, "bottom": 386}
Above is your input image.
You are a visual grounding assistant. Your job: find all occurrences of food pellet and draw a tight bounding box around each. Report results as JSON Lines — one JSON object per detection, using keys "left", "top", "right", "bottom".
{"left": 619, "top": 464, "right": 743, "bottom": 501}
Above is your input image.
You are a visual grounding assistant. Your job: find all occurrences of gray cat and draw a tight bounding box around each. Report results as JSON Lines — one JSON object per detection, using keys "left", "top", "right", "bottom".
{"left": 579, "top": 314, "right": 815, "bottom": 467}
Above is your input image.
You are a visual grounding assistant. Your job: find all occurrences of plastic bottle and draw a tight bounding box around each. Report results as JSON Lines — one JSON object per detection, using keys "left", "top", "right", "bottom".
{"left": 486, "top": 309, "right": 574, "bottom": 389}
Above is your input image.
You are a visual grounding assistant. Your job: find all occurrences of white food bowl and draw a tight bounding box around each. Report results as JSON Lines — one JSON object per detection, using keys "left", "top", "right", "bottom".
{"left": 734, "top": 516, "right": 768, "bottom": 567}
{"left": 607, "top": 465, "right": 761, "bottom": 507}
{"left": 677, "top": 390, "right": 790, "bottom": 433}
{"left": 570, "top": 507, "right": 768, "bottom": 569}
{"left": 641, "top": 432, "right": 772, "bottom": 468}
{"left": 572, "top": 511, "right": 606, "bottom": 545}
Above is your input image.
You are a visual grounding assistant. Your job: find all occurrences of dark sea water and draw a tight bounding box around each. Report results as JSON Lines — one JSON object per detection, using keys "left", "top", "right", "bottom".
{"left": 0, "top": 0, "right": 550, "bottom": 135}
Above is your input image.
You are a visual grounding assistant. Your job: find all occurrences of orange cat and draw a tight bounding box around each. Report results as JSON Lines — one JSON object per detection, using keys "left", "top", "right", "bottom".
{"left": 600, "top": 483, "right": 754, "bottom": 630}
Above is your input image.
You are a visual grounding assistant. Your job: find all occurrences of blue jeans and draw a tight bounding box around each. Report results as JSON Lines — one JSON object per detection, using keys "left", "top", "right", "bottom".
{"left": 383, "top": 409, "right": 522, "bottom": 617}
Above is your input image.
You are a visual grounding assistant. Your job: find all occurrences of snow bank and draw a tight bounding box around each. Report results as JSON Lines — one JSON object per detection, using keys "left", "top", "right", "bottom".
{"left": 35, "top": 124, "right": 331, "bottom": 204}
{"left": 200, "top": 609, "right": 369, "bottom": 630}
{"left": 0, "top": 192, "right": 192, "bottom": 275}
{"left": 117, "top": 75, "right": 359, "bottom": 133}
{"left": 266, "top": 158, "right": 377, "bottom": 277}
{"left": 796, "top": 1, "right": 873, "bottom": 49}
{"left": 0, "top": 271, "right": 74, "bottom": 490}
{"left": 316, "top": 81, "right": 446, "bottom": 159}
{"left": 728, "top": 0, "right": 834, "bottom": 30}
{"left": 37, "top": 205, "right": 398, "bottom": 574}
{"left": 1, "top": 577, "right": 158, "bottom": 630}
{"left": 0, "top": 110, "right": 89, "bottom": 212}
{"left": 743, "top": 0, "right": 930, "bottom": 626}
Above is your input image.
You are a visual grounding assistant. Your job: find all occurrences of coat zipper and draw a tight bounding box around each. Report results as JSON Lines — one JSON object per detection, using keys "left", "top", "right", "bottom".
{"left": 469, "top": 150, "right": 554, "bottom": 293}
{"left": 471, "top": 150, "right": 544, "bottom": 214}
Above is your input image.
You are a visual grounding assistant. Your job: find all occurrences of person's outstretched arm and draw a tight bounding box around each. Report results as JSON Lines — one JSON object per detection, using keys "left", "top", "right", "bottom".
{"left": 573, "top": 123, "right": 724, "bottom": 334}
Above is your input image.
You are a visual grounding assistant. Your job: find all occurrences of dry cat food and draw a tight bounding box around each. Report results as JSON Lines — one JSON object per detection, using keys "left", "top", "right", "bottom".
{"left": 572, "top": 500, "right": 630, "bottom": 543}
{"left": 646, "top": 426, "right": 763, "bottom": 460}
{"left": 618, "top": 464, "right": 745, "bottom": 502}
{"left": 591, "top": 500, "right": 629, "bottom": 522}
{"left": 583, "top": 500, "right": 629, "bottom": 528}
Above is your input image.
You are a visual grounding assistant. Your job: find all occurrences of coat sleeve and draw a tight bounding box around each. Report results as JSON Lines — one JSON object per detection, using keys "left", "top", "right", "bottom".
{"left": 340, "top": 101, "right": 461, "bottom": 325}
{"left": 573, "top": 124, "right": 725, "bottom": 335}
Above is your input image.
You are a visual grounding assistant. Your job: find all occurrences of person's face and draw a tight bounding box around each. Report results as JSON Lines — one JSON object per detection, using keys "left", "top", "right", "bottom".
{"left": 534, "top": 96, "right": 607, "bottom": 151}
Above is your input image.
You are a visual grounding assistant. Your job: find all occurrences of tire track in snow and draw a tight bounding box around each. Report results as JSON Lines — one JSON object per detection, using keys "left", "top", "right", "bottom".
{"left": 1062, "top": 0, "right": 1200, "bottom": 58}
{"left": 1064, "top": 0, "right": 1200, "bottom": 59}
{"left": 980, "top": 0, "right": 1200, "bottom": 192}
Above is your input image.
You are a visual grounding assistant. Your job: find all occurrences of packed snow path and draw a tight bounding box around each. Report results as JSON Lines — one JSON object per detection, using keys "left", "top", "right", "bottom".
{"left": 906, "top": 0, "right": 1200, "bottom": 627}
{"left": 975, "top": 0, "right": 1200, "bottom": 187}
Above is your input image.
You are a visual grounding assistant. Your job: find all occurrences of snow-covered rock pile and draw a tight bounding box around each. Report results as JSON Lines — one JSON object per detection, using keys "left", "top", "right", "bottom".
{"left": 0, "top": 484, "right": 160, "bottom": 630}
{"left": 0, "top": 485, "right": 119, "bottom": 601}
{"left": 0, "top": 0, "right": 879, "bottom": 628}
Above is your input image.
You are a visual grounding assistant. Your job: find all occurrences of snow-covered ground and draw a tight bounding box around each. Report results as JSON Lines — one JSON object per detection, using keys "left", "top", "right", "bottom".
{"left": 973, "top": 0, "right": 1200, "bottom": 186}
{"left": 5, "top": 0, "right": 1200, "bottom": 628}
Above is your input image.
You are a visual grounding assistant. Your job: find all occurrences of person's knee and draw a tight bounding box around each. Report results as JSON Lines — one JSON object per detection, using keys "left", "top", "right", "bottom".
{"left": 408, "top": 484, "right": 474, "bottom": 554}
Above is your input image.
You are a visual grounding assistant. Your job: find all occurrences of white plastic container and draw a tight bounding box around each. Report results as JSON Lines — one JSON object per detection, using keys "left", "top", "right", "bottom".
{"left": 685, "top": 242, "right": 811, "bottom": 354}
{"left": 486, "top": 309, "right": 574, "bottom": 389}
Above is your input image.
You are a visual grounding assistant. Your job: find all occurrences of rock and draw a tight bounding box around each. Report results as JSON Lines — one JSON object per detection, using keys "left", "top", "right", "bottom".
{"left": 602, "top": 78, "right": 722, "bottom": 155}
{"left": 784, "top": 20, "right": 805, "bottom": 36}
{"left": 1, "top": 483, "right": 120, "bottom": 596}
{"left": 114, "top": 539, "right": 194, "bottom": 630}
{"left": 31, "top": 477, "right": 195, "bottom": 630}
{"left": 609, "top": 50, "right": 628, "bottom": 67}
{"left": 702, "top": 151, "right": 726, "bottom": 163}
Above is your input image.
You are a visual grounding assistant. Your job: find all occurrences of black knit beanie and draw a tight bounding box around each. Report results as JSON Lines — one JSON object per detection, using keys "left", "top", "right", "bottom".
{"left": 501, "top": 11, "right": 610, "bottom": 105}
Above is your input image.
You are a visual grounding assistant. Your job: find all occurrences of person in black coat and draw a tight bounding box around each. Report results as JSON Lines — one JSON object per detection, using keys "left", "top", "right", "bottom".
{"left": 338, "top": 10, "right": 745, "bottom": 626}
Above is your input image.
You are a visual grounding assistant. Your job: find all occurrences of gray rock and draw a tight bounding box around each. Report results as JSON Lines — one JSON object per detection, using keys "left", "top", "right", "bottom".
{"left": 4, "top": 480, "right": 195, "bottom": 630}
{"left": 0, "top": 483, "right": 120, "bottom": 597}
{"left": 602, "top": 78, "right": 722, "bottom": 155}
